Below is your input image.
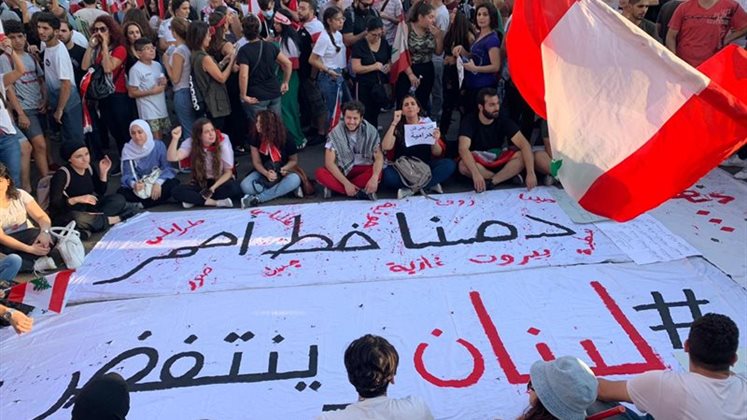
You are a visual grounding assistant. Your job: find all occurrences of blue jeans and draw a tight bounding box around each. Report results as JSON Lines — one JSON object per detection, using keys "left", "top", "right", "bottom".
{"left": 49, "top": 88, "right": 83, "bottom": 150}
{"left": 0, "top": 254, "right": 22, "bottom": 281}
{"left": 0, "top": 130, "right": 23, "bottom": 185}
{"left": 382, "top": 158, "right": 456, "bottom": 190}
{"left": 241, "top": 171, "right": 301, "bottom": 203}
{"left": 317, "top": 70, "right": 351, "bottom": 126}
{"left": 241, "top": 96, "right": 282, "bottom": 121}
{"left": 173, "top": 89, "right": 196, "bottom": 142}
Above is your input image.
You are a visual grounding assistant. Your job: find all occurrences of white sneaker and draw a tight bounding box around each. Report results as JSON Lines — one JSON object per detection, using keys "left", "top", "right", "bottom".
{"left": 323, "top": 187, "right": 331, "bottom": 199}
{"left": 721, "top": 154, "right": 747, "bottom": 168}
{"left": 397, "top": 188, "right": 414, "bottom": 199}
{"left": 215, "top": 198, "right": 233, "bottom": 208}
{"left": 430, "top": 183, "right": 444, "bottom": 194}
{"left": 735, "top": 168, "right": 747, "bottom": 180}
{"left": 182, "top": 202, "right": 195, "bottom": 209}
{"left": 295, "top": 186, "right": 304, "bottom": 198}
{"left": 33, "top": 256, "right": 57, "bottom": 274}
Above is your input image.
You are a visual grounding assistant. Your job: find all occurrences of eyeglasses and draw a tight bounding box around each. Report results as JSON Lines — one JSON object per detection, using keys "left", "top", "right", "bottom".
{"left": 92, "top": 26, "right": 108, "bottom": 33}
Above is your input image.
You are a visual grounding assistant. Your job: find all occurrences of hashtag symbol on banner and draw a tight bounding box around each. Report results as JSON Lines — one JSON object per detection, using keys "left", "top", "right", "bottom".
{"left": 633, "top": 289, "right": 710, "bottom": 349}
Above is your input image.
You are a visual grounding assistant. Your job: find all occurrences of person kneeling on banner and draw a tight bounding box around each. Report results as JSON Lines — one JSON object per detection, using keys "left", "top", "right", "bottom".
{"left": 518, "top": 356, "right": 598, "bottom": 420}
{"left": 0, "top": 163, "right": 64, "bottom": 273}
{"left": 457, "top": 87, "right": 537, "bottom": 192}
{"left": 0, "top": 254, "right": 33, "bottom": 334}
{"left": 381, "top": 94, "right": 455, "bottom": 199}
{"left": 315, "top": 101, "right": 384, "bottom": 201}
{"left": 317, "top": 334, "right": 434, "bottom": 420}
{"left": 168, "top": 119, "right": 243, "bottom": 208}
{"left": 118, "top": 120, "right": 180, "bottom": 208}
{"left": 240, "top": 110, "right": 302, "bottom": 208}
{"left": 48, "top": 143, "right": 141, "bottom": 240}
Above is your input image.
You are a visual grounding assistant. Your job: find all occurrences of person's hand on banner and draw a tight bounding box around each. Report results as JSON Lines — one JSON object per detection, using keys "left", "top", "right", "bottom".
{"left": 525, "top": 172, "right": 538, "bottom": 191}
{"left": 473, "top": 173, "right": 486, "bottom": 193}
{"left": 344, "top": 182, "right": 358, "bottom": 197}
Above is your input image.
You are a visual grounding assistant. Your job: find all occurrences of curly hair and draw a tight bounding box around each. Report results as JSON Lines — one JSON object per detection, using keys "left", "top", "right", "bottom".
{"left": 688, "top": 313, "right": 739, "bottom": 371}
{"left": 190, "top": 118, "right": 224, "bottom": 188}
{"left": 0, "top": 163, "right": 20, "bottom": 200}
{"left": 256, "top": 110, "right": 286, "bottom": 148}
{"left": 208, "top": 12, "right": 227, "bottom": 59}
{"left": 344, "top": 335, "right": 399, "bottom": 399}
{"left": 92, "top": 15, "right": 126, "bottom": 48}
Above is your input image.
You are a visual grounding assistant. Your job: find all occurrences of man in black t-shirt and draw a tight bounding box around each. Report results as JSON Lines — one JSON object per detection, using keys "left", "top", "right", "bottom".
{"left": 342, "top": 0, "right": 380, "bottom": 47}
{"left": 458, "top": 88, "right": 537, "bottom": 193}
{"left": 58, "top": 20, "right": 86, "bottom": 87}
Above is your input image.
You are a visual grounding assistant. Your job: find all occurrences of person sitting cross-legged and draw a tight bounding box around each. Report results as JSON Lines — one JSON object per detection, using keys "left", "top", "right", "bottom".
{"left": 316, "top": 334, "right": 434, "bottom": 420}
{"left": 315, "top": 101, "right": 384, "bottom": 201}
{"left": 596, "top": 313, "right": 746, "bottom": 419}
{"left": 457, "top": 87, "right": 537, "bottom": 192}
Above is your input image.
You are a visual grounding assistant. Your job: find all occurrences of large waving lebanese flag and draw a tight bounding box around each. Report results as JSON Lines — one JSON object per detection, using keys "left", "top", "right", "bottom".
{"left": 507, "top": 0, "right": 747, "bottom": 221}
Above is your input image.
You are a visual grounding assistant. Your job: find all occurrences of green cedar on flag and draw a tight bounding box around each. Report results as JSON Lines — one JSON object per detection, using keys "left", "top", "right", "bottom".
{"left": 6, "top": 270, "right": 74, "bottom": 314}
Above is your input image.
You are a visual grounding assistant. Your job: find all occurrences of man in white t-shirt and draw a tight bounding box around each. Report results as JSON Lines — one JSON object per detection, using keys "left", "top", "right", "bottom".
{"left": 597, "top": 313, "right": 746, "bottom": 420}
{"left": 316, "top": 334, "right": 434, "bottom": 420}
{"left": 37, "top": 12, "right": 83, "bottom": 151}
{"left": 0, "top": 37, "right": 28, "bottom": 187}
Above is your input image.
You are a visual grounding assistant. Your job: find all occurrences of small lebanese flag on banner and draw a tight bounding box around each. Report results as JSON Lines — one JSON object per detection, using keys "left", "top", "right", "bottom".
{"left": 6, "top": 270, "right": 74, "bottom": 314}
{"left": 507, "top": 0, "right": 747, "bottom": 222}
{"left": 389, "top": 13, "right": 411, "bottom": 85}
{"left": 328, "top": 87, "right": 343, "bottom": 132}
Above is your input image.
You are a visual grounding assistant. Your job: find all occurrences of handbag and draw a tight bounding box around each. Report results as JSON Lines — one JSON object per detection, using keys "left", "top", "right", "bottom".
{"left": 85, "top": 64, "right": 115, "bottom": 100}
{"left": 49, "top": 221, "right": 86, "bottom": 269}
{"left": 368, "top": 50, "right": 392, "bottom": 108}
{"left": 256, "top": 160, "right": 284, "bottom": 189}
{"left": 129, "top": 161, "right": 161, "bottom": 200}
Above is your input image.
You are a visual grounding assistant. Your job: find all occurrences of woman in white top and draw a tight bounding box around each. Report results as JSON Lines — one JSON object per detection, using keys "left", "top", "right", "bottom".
{"left": 309, "top": 6, "right": 351, "bottom": 129}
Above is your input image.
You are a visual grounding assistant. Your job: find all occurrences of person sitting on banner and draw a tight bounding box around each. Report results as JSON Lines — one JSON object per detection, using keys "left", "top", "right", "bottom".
{"left": 71, "top": 372, "right": 130, "bottom": 420}
{"left": 0, "top": 254, "right": 33, "bottom": 334}
{"left": 48, "top": 143, "right": 141, "bottom": 239}
{"left": 315, "top": 100, "right": 384, "bottom": 200}
{"left": 240, "top": 110, "right": 302, "bottom": 208}
{"left": 534, "top": 119, "right": 558, "bottom": 187}
{"left": 118, "top": 120, "right": 180, "bottom": 208}
{"left": 457, "top": 87, "right": 536, "bottom": 192}
{"left": 518, "top": 356, "right": 598, "bottom": 420}
{"left": 596, "top": 313, "right": 746, "bottom": 419}
{"left": 167, "top": 119, "right": 242, "bottom": 208}
{"left": 381, "top": 94, "right": 455, "bottom": 199}
{"left": 0, "top": 163, "right": 63, "bottom": 273}
{"left": 316, "top": 334, "right": 434, "bottom": 420}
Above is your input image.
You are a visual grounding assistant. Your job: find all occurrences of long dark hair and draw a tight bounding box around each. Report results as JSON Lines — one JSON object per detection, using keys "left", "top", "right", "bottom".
{"left": 444, "top": 12, "right": 471, "bottom": 54}
{"left": 322, "top": 6, "right": 343, "bottom": 53}
{"left": 190, "top": 118, "right": 224, "bottom": 187}
{"left": 518, "top": 399, "right": 558, "bottom": 420}
{"left": 0, "top": 163, "right": 19, "bottom": 200}
{"left": 208, "top": 11, "right": 227, "bottom": 59}
{"left": 408, "top": 0, "right": 434, "bottom": 23}
{"left": 394, "top": 94, "right": 426, "bottom": 144}
{"left": 93, "top": 15, "right": 126, "bottom": 48}
{"left": 256, "top": 110, "right": 286, "bottom": 148}
{"left": 475, "top": 2, "right": 500, "bottom": 32}
{"left": 187, "top": 21, "right": 210, "bottom": 51}
{"left": 275, "top": 9, "right": 300, "bottom": 52}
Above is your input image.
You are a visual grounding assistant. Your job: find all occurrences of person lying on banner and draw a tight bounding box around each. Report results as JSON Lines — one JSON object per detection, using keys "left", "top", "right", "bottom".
{"left": 457, "top": 87, "right": 537, "bottom": 192}
{"left": 380, "top": 94, "right": 456, "bottom": 199}
{"left": 317, "top": 334, "right": 434, "bottom": 420}
{"left": 240, "top": 110, "right": 302, "bottom": 208}
{"left": 118, "top": 120, "right": 180, "bottom": 208}
{"left": 167, "top": 119, "right": 243, "bottom": 208}
{"left": 0, "top": 254, "right": 33, "bottom": 334}
{"left": 315, "top": 100, "right": 384, "bottom": 201}
{"left": 0, "top": 163, "right": 63, "bottom": 273}
{"left": 48, "top": 143, "right": 141, "bottom": 240}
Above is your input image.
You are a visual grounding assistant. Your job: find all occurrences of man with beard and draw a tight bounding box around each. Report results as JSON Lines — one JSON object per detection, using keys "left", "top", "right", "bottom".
{"left": 457, "top": 88, "right": 536, "bottom": 192}
{"left": 315, "top": 100, "right": 383, "bottom": 200}
{"left": 342, "top": 0, "right": 380, "bottom": 46}
{"left": 58, "top": 20, "right": 87, "bottom": 86}
{"left": 623, "top": 0, "right": 661, "bottom": 41}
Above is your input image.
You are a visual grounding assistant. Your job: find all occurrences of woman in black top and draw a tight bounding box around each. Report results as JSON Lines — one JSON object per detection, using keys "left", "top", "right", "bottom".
{"left": 351, "top": 17, "right": 392, "bottom": 128}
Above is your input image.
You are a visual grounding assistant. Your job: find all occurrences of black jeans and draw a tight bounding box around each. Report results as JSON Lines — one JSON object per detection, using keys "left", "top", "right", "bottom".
{"left": 357, "top": 80, "right": 383, "bottom": 128}
{"left": 60, "top": 194, "right": 128, "bottom": 233}
{"left": 171, "top": 179, "right": 243, "bottom": 206}
{"left": 0, "top": 228, "right": 63, "bottom": 272}
{"left": 395, "top": 62, "right": 434, "bottom": 111}
{"left": 98, "top": 93, "right": 135, "bottom": 153}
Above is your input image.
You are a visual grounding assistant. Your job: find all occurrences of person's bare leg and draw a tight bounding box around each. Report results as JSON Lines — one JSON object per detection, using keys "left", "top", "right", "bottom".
{"left": 108, "top": 216, "right": 121, "bottom": 225}
{"left": 20, "top": 141, "right": 32, "bottom": 191}
{"left": 458, "top": 160, "right": 495, "bottom": 179}
{"left": 30, "top": 135, "right": 49, "bottom": 177}
{"left": 490, "top": 153, "right": 525, "bottom": 185}
{"left": 534, "top": 150, "right": 551, "bottom": 175}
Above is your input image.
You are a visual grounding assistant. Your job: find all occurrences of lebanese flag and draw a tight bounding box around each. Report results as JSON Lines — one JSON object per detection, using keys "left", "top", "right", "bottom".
{"left": 6, "top": 270, "right": 74, "bottom": 314}
{"left": 507, "top": 0, "right": 747, "bottom": 222}
{"left": 328, "top": 87, "right": 342, "bottom": 132}
{"left": 389, "top": 13, "right": 411, "bottom": 85}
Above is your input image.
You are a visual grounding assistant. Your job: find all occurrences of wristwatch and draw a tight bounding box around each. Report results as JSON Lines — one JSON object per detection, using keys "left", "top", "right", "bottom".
{"left": 2, "top": 308, "right": 15, "bottom": 322}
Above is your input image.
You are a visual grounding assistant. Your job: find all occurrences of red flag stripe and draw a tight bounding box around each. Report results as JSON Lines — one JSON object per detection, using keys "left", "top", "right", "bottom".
{"left": 49, "top": 270, "right": 74, "bottom": 314}
{"left": 6, "top": 282, "right": 27, "bottom": 303}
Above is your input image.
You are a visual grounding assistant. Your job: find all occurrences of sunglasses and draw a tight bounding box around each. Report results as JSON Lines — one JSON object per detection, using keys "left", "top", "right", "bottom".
{"left": 92, "top": 26, "right": 108, "bottom": 33}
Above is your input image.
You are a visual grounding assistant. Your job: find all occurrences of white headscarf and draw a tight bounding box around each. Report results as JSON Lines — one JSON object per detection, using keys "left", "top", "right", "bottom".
{"left": 121, "top": 120, "right": 155, "bottom": 161}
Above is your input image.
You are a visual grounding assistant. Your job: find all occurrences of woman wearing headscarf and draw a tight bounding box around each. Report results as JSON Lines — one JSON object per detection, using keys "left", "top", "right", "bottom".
{"left": 118, "top": 120, "right": 179, "bottom": 208}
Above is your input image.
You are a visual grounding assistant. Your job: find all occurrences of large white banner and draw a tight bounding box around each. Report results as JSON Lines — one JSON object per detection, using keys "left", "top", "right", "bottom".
{"left": 70, "top": 189, "right": 631, "bottom": 302}
{"left": 2, "top": 258, "right": 745, "bottom": 419}
{"left": 650, "top": 169, "right": 747, "bottom": 288}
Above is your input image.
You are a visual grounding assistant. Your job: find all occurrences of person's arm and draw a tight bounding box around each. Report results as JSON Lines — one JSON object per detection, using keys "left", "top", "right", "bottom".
{"left": 127, "top": 71, "right": 166, "bottom": 98}
{"left": 0, "top": 305, "right": 33, "bottom": 334}
{"left": 202, "top": 54, "right": 234, "bottom": 84}
{"left": 665, "top": 28, "right": 678, "bottom": 53}
{"left": 25, "top": 197, "right": 54, "bottom": 248}
{"left": 163, "top": 50, "right": 184, "bottom": 84}
{"left": 0, "top": 230, "right": 49, "bottom": 256}
{"left": 510, "top": 131, "right": 536, "bottom": 190}
{"left": 324, "top": 148, "right": 358, "bottom": 195}
{"left": 281, "top": 153, "right": 298, "bottom": 172}
{"left": 276, "top": 51, "right": 292, "bottom": 92}
{"left": 432, "top": 26, "right": 444, "bottom": 56}
{"left": 723, "top": 26, "right": 747, "bottom": 45}
{"left": 381, "top": 110, "right": 402, "bottom": 151}
{"left": 458, "top": 135, "right": 486, "bottom": 192}
{"left": 2, "top": 48, "right": 26, "bottom": 88}
{"left": 53, "top": 80, "right": 71, "bottom": 124}
{"left": 99, "top": 44, "right": 124, "bottom": 74}
{"left": 166, "top": 127, "right": 189, "bottom": 162}
{"left": 249, "top": 146, "right": 266, "bottom": 174}
{"left": 466, "top": 46, "right": 500, "bottom": 73}
{"left": 365, "top": 146, "right": 384, "bottom": 193}
{"left": 597, "top": 379, "right": 632, "bottom": 403}
{"left": 209, "top": 167, "right": 234, "bottom": 192}
{"left": 351, "top": 57, "right": 384, "bottom": 74}
{"left": 238, "top": 63, "right": 257, "bottom": 104}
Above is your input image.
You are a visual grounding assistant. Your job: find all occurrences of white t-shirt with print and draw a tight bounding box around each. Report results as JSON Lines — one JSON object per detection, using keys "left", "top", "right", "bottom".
{"left": 128, "top": 61, "right": 169, "bottom": 121}
{"left": 178, "top": 134, "right": 235, "bottom": 179}
{"left": 42, "top": 43, "right": 75, "bottom": 93}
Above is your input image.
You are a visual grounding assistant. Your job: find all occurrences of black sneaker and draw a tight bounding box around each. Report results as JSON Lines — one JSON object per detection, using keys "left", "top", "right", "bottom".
{"left": 110, "top": 167, "right": 122, "bottom": 177}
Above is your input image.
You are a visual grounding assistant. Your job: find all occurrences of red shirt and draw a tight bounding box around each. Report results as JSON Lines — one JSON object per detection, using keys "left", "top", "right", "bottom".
{"left": 95, "top": 45, "right": 128, "bottom": 93}
{"left": 669, "top": 0, "right": 747, "bottom": 67}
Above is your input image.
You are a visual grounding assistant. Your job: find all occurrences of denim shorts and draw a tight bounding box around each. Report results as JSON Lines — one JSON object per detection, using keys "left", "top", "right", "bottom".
{"left": 20, "top": 109, "right": 45, "bottom": 139}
